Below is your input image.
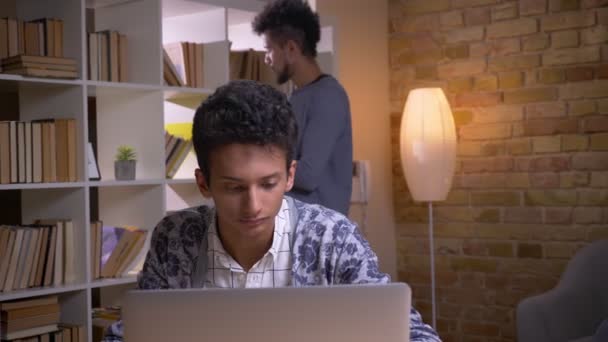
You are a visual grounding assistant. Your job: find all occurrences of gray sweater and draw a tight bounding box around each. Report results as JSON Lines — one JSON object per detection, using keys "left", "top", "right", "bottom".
{"left": 288, "top": 75, "right": 353, "bottom": 215}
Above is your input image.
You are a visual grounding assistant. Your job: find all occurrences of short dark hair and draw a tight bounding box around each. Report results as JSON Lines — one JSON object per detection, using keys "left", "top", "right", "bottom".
{"left": 192, "top": 80, "right": 298, "bottom": 183}
{"left": 252, "top": 0, "right": 320, "bottom": 58}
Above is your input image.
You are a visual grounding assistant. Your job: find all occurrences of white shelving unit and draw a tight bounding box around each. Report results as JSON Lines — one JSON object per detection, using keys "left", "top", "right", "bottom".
{"left": 0, "top": 0, "right": 335, "bottom": 341}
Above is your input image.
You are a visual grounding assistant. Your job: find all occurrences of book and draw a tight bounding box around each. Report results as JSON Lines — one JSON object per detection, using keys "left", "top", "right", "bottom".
{"left": 0, "top": 295, "right": 58, "bottom": 311}
{"left": 0, "top": 323, "right": 58, "bottom": 340}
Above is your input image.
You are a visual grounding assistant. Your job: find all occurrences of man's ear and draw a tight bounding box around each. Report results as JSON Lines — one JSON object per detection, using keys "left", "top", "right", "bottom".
{"left": 285, "top": 160, "right": 296, "bottom": 192}
{"left": 195, "top": 168, "right": 212, "bottom": 198}
{"left": 284, "top": 40, "right": 300, "bottom": 62}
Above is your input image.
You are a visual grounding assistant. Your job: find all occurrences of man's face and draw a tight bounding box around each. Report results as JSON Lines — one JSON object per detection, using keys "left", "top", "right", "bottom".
{"left": 195, "top": 143, "right": 295, "bottom": 240}
{"left": 263, "top": 33, "right": 292, "bottom": 85}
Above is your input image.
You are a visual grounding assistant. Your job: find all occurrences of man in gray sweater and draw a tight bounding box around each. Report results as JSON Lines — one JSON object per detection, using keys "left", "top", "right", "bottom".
{"left": 253, "top": 0, "right": 353, "bottom": 215}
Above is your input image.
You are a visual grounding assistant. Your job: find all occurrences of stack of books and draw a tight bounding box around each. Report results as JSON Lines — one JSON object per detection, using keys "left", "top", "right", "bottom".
{"left": 1, "top": 55, "right": 77, "bottom": 79}
{"left": 92, "top": 306, "right": 121, "bottom": 342}
{"left": 87, "top": 30, "right": 128, "bottom": 82}
{"left": 0, "top": 295, "right": 68, "bottom": 341}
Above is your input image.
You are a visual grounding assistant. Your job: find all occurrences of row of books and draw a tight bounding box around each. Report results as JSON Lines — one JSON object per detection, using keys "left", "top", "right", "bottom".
{"left": 0, "top": 119, "right": 77, "bottom": 185}
{"left": 92, "top": 222, "right": 147, "bottom": 279}
{"left": 87, "top": 31, "right": 128, "bottom": 82}
{"left": 164, "top": 131, "right": 193, "bottom": 179}
{"left": 163, "top": 42, "right": 204, "bottom": 88}
{"left": 0, "top": 295, "right": 84, "bottom": 342}
{"left": 0, "top": 221, "right": 76, "bottom": 293}
{"left": 0, "top": 17, "right": 64, "bottom": 60}
{"left": 1, "top": 55, "right": 78, "bottom": 79}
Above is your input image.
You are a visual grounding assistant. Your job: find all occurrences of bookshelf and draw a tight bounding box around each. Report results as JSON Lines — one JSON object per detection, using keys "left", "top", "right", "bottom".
{"left": 0, "top": 0, "right": 335, "bottom": 341}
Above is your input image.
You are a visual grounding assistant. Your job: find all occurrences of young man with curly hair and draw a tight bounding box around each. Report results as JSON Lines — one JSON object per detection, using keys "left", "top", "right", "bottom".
{"left": 253, "top": 0, "right": 353, "bottom": 216}
{"left": 102, "top": 80, "right": 440, "bottom": 341}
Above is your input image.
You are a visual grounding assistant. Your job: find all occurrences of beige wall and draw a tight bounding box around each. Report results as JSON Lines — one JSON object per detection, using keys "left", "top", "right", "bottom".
{"left": 317, "top": 0, "right": 397, "bottom": 278}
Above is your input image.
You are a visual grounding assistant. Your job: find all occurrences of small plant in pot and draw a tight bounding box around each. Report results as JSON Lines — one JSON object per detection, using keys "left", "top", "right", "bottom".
{"left": 115, "top": 145, "right": 137, "bottom": 181}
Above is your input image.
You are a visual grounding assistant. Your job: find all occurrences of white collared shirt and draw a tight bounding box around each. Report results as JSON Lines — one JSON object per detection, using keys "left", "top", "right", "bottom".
{"left": 204, "top": 198, "right": 293, "bottom": 288}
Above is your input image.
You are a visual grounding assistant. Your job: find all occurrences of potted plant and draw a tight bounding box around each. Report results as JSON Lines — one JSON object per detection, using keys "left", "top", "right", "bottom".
{"left": 115, "top": 145, "right": 137, "bottom": 180}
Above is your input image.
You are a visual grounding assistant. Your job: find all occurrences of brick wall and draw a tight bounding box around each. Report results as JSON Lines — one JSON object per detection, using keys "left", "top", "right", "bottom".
{"left": 389, "top": 1, "right": 608, "bottom": 341}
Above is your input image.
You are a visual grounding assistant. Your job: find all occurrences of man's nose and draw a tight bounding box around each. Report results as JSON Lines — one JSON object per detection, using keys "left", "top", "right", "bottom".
{"left": 244, "top": 188, "right": 262, "bottom": 215}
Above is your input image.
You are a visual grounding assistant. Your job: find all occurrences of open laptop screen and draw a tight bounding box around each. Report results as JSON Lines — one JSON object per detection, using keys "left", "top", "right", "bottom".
{"left": 123, "top": 283, "right": 411, "bottom": 342}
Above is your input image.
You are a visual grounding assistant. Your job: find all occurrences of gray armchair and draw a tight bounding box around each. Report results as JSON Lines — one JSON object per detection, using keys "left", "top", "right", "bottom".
{"left": 517, "top": 239, "right": 608, "bottom": 342}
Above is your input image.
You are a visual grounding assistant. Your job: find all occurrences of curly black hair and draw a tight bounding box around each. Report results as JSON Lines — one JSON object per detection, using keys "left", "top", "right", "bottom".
{"left": 192, "top": 80, "right": 298, "bottom": 183}
{"left": 252, "top": 0, "right": 320, "bottom": 58}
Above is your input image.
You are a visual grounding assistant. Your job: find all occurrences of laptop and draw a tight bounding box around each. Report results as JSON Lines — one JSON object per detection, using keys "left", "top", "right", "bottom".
{"left": 123, "top": 283, "right": 411, "bottom": 342}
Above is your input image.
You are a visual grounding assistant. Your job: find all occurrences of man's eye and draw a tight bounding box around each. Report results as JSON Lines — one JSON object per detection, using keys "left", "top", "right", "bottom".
{"left": 262, "top": 183, "right": 277, "bottom": 190}
{"left": 227, "top": 185, "right": 245, "bottom": 192}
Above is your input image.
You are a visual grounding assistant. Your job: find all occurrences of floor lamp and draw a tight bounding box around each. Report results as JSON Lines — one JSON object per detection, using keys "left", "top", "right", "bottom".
{"left": 399, "top": 88, "right": 457, "bottom": 329}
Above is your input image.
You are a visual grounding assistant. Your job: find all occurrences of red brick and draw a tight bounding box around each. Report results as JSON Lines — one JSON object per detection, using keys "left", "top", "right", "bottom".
{"left": 516, "top": 156, "right": 571, "bottom": 171}
{"left": 543, "top": 46, "right": 601, "bottom": 66}
{"left": 397, "top": 14, "right": 440, "bottom": 33}
{"left": 530, "top": 172, "right": 560, "bottom": 187}
{"left": 454, "top": 92, "right": 502, "bottom": 107}
{"left": 573, "top": 207, "right": 603, "bottom": 224}
{"left": 507, "top": 138, "right": 533, "bottom": 155}
{"left": 549, "top": 0, "right": 581, "bottom": 12}
{"left": 522, "top": 118, "right": 578, "bottom": 136}
{"left": 598, "top": 64, "right": 608, "bottom": 79}
{"left": 445, "top": 44, "right": 470, "bottom": 59}
{"left": 489, "top": 55, "right": 540, "bottom": 72}
{"left": 582, "top": 116, "right": 608, "bottom": 133}
{"left": 552, "top": 30, "right": 580, "bottom": 49}
{"left": 545, "top": 208, "right": 573, "bottom": 224}
{"left": 542, "top": 12, "right": 596, "bottom": 31}
{"left": 520, "top": 0, "right": 548, "bottom": 16}
{"left": 578, "top": 189, "right": 608, "bottom": 205}
{"left": 539, "top": 68, "right": 566, "bottom": 84}
{"left": 440, "top": 10, "right": 464, "bottom": 28}
{"left": 504, "top": 207, "right": 543, "bottom": 223}
{"left": 492, "top": 3, "right": 518, "bottom": 21}
{"left": 526, "top": 102, "right": 567, "bottom": 119}
{"left": 473, "top": 105, "right": 524, "bottom": 123}
{"left": 471, "top": 38, "right": 521, "bottom": 57}
{"left": 460, "top": 123, "right": 511, "bottom": 140}
{"left": 573, "top": 152, "right": 608, "bottom": 170}
{"left": 569, "top": 100, "right": 597, "bottom": 116}
{"left": 581, "top": 25, "right": 608, "bottom": 45}
{"left": 438, "top": 58, "right": 487, "bottom": 78}
{"left": 565, "top": 67, "right": 595, "bottom": 82}
{"left": 523, "top": 34, "right": 550, "bottom": 51}
{"left": 560, "top": 171, "right": 590, "bottom": 187}
{"left": 504, "top": 87, "right": 558, "bottom": 104}
{"left": 487, "top": 18, "right": 538, "bottom": 39}
{"left": 451, "top": 257, "right": 499, "bottom": 273}
{"left": 591, "top": 171, "right": 608, "bottom": 187}
{"left": 452, "top": 0, "right": 500, "bottom": 8}
{"left": 445, "top": 27, "right": 485, "bottom": 44}
{"left": 561, "top": 80, "right": 608, "bottom": 99}
{"left": 525, "top": 190, "right": 578, "bottom": 206}
{"left": 465, "top": 7, "right": 491, "bottom": 26}
{"left": 470, "top": 191, "right": 521, "bottom": 205}
{"left": 402, "top": 0, "right": 451, "bottom": 15}
{"left": 462, "top": 322, "right": 500, "bottom": 337}
{"left": 448, "top": 78, "right": 473, "bottom": 93}
{"left": 517, "top": 243, "right": 544, "bottom": 258}
{"left": 582, "top": 0, "right": 608, "bottom": 8}
{"left": 461, "top": 157, "right": 514, "bottom": 172}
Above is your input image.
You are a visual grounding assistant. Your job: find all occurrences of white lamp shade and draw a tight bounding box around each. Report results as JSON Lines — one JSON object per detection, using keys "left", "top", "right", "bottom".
{"left": 400, "top": 88, "right": 457, "bottom": 202}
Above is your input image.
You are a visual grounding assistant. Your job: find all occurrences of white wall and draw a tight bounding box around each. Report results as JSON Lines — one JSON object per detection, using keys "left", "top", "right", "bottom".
{"left": 317, "top": 0, "right": 396, "bottom": 278}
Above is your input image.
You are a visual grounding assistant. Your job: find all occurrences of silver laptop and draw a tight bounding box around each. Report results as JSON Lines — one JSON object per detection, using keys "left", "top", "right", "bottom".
{"left": 123, "top": 283, "right": 411, "bottom": 342}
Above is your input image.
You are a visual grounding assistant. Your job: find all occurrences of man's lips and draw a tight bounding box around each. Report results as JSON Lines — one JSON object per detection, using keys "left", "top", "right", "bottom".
{"left": 239, "top": 217, "right": 268, "bottom": 226}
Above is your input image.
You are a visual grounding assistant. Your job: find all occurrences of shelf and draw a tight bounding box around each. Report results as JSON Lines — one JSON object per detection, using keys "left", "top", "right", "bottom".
{"left": 0, "top": 73, "right": 83, "bottom": 93}
{"left": 0, "top": 283, "right": 88, "bottom": 302}
{"left": 89, "top": 276, "right": 138, "bottom": 289}
{"left": 0, "top": 182, "right": 87, "bottom": 191}
{"left": 89, "top": 179, "right": 165, "bottom": 187}
{"left": 166, "top": 178, "right": 196, "bottom": 185}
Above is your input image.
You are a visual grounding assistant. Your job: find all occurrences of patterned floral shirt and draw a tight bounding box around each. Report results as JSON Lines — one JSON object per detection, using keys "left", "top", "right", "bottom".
{"left": 103, "top": 197, "right": 441, "bottom": 342}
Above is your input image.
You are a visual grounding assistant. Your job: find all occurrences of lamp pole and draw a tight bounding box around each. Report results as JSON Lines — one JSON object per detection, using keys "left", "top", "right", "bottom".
{"left": 428, "top": 202, "right": 436, "bottom": 329}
